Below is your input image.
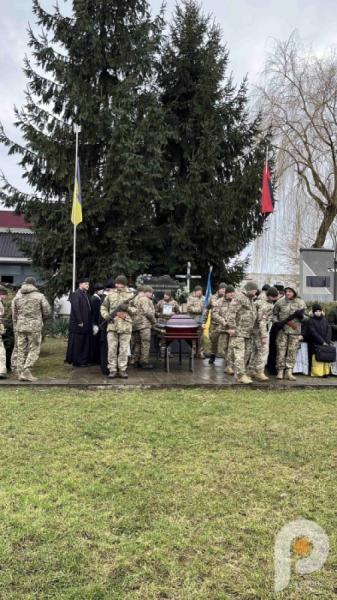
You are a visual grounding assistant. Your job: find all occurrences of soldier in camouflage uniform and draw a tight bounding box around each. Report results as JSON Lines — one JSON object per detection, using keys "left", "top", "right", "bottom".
{"left": 248, "top": 286, "right": 279, "bottom": 381}
{"left": 0, "top": 285, "right": 9, "bottom": 378}
{"left": 132, "top": 286, "right": 156, "bottom": 369}
{"left": 155, "top": 292, "right": 180, "bottom": 322}
{"left": 203, "top": 282, "right": 227, "bottom": 364}
{"left": 212, "top": 285, "right": 235, "bottom": 374}
{"left": 226, "top": 281, "right": 258, "bottom": 384}
{"left": 186, "top": 286, "right": 205, "bottom": 357}
{"left": 12, "top": 277, "right": 51, "bottom": 382}
{"left": 100, "top": 275, "right": 137, "bottom": 379}
{"left": 273, "top": 286, "right": 307, "bottom": 381}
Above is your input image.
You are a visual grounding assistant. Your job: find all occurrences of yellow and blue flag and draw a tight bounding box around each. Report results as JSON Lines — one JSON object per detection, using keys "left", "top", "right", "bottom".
{"left": 71, "top": 159, "right": 83, "bottom": 225}
{"left": 203, "top": 267, "right": 213, "bottom": 339}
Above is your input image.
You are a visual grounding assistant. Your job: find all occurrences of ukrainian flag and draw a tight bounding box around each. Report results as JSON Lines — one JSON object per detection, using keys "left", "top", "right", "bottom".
{"left": 71, "top": 159, "right": 83, "bottom": 225}
{"left": 203, "top": 267, "right": 213, "bottom": 339}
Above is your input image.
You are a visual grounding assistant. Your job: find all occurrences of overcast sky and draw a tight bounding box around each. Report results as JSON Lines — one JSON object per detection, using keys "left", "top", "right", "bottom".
{"left": 1, "top": 0, "right": 337, "bottom": 192}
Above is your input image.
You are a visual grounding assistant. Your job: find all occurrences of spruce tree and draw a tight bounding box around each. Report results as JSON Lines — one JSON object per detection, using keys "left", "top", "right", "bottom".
{"left": 0, "top": 0, "right": 165, "bottom": 295}
{"left": 156, "top": 0, "right": 268, "bottom": 282}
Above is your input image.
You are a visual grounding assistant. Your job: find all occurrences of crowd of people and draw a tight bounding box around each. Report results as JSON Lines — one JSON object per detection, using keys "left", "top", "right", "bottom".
{"left": 0, "top": 274, "right": 335, "bottom": 383}
{"left": 64, "top": 275, "right": 337, "bottom": 383}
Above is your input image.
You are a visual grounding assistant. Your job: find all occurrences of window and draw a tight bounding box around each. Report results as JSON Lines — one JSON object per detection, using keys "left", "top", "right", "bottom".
{"left": 306, "top": 276, "right": 330, "bottom": 288}
{"left": 1, "top": 275, "right": 14, "bottom": 284}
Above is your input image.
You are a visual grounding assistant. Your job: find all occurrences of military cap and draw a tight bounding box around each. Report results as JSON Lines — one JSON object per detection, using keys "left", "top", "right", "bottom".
{"left": 266, "top": 286, "right": 279, "bottom": 297}
{"left": 115, "top": 275, "right": 128, "bottom": 286}
{"left": 24, "top": 276, "right": 37, "bottom": 286}
{"left": 225, "top": 285, "right": 235, "bottom": 293}
{"left": 0, "top": 285, "right": 8, "bottom": 295}
{"left": 244, "top": 281, "right": 259, "bottom": 291}
{"left": 218, "top": 282, "right": 227, "bottom": 290}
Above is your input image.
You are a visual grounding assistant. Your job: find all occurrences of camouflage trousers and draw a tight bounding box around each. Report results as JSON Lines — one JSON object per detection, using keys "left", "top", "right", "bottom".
{"left": 276, "top": 331, "right": 300, "bottom": 370}
{"left": 249, "top": 332, "right": 269, "bottom": 373}
{"left": 210, "top": 328, "right": 221, "bottom": 356}
{"left": 16, "top": 332, "right": 42, "bottom": 372}
{"left": 0, "top": 336, "right": 7, "bottom": 375}
{"left": 218, "top": 332, "right": 233, "bottom": 367}
{"left": 107, "top": 331, "right": 131, "bottom": 373}
{"left": 228, "top": 336, "right": 252, "bottom": 376}
{"left": 132, "top": 328, "right": 151, "bottom": 364}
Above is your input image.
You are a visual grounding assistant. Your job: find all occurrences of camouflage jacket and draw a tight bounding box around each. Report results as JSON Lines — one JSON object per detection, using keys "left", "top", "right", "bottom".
{"left": 254, "top": 298, "right": 275, "bottom": 336}
{"left": 273, "top": 296, "right": 307, "bottom": 335}
{"left": 12, "top": 284, "right": 51, "bottom": 333}
{"left": 0, "top": 300, "right": 5, "bottom": 336}
{"left": 212, "top": 298, "right": 233, "bottom": 333}
{"left": 155, "top": 299, "right": 180, "bottom": 320}
{"left": 226, "top": 290, "right": 257, "bottom": 338}
{"left": 204, "top": 293, "right": 226, "bottom": 329}
{"left": 133, "top": 295, "right": 156, "bottom": 331}
{"left": 186, "top": 293, "right": 205, "bottom": 324}
{"left": 100, "top": 288, "right": 137, "bottom": 334}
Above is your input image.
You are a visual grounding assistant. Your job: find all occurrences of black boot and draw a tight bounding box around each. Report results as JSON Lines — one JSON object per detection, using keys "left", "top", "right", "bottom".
{"left": 208, "top": 354, "right": 216, "bottom": 364}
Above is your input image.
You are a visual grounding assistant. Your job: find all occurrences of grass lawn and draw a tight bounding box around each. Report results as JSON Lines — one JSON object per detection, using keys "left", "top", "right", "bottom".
{"left": 0, "top": 388, "right": 336, "bottom": 599}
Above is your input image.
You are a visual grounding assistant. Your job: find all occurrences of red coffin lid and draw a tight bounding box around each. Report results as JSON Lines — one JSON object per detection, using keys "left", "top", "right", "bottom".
{"left": 165, "top": 314, "right": 199, "bottom": 330}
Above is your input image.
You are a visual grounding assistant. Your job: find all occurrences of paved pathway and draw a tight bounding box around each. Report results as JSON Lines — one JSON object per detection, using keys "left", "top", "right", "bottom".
{"left": 2, "top": 356, "right": 337, "bottom": 389}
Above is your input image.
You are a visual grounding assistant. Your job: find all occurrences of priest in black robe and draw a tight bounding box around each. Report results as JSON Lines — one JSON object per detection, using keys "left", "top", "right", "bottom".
{"left": 66, "top": 278, "right": 93, "bottom": 367}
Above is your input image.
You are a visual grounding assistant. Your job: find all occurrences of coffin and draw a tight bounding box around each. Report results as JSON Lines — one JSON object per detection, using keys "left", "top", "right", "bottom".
{"left": 164, "top": 314, "right": 199, "bottom": 339}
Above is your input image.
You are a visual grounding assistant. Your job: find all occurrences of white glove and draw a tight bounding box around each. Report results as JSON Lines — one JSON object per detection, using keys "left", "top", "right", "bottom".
{"left": 92, "top": 325, "right": 99, "bottom": 336}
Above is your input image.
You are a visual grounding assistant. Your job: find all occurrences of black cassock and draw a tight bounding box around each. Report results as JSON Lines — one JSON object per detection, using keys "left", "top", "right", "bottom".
{"left": 66, "top": 289, "right": 93, "bottom": 366}
{"left": 90, "top": 293, "right": 102, "bottom": 365}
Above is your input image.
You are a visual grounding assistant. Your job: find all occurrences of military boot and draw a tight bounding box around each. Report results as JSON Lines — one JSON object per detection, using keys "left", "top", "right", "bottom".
{"left": 0, "top": 372, "right": 7, "bottom": 379}
{"left": 285, "top": 369, "right": 296, "bottom": 381}
{"left": 19, "top": 369, "right": 37, "bottom": 382}
{"left": 108, "top": 371, "right": 118, "bottom": 379}
{"left": 208, "top": 354, "right": 216, "bottom": 364}
{"left": 237, "top": 374, "right": 253, "bottom": 384}
{"left": 276, "top": 370, "right": 284, "bottom": 380}
{"left": 224, "top": 366, "right": 234, "bottom": 375}
{"left": 119, "top": 371, "right": 128, "bottom": 379}
{"left": 254, "top": 371, "right": 269, "bottom": 381}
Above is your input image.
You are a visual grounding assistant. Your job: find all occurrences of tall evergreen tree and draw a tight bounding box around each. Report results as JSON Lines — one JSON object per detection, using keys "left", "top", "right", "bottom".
{"left": 155, "top": 0, "right": 268, "bottom": 282}
{"left": 0, "top": 0, "right": 165, "bottom": 295}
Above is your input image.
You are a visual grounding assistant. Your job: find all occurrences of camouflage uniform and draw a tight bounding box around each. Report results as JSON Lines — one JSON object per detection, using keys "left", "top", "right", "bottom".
{"left": 226, "top": 290, "right": 257, "bottom": 376}
{"left": 0, "top": 298, "right": 7, "bottom": 376}
{"left": 249, "top": 298, "right": 274, "bottom": 373}
{"left": 132, "top": 295, "right": 156, "bottom": 365}
{"left": 204, "top": 293, "right": 226, "bottom": 356}
{"left": 186, "top": 292, "right": 205, "bottom": 356}
{"left": 100, "top": 288, "right": 136, "bottom": 374}
{"left": 155, "top": 298, "right": 180, "bottom": 322}
{"left": 12, "top": 284, "right": 51, "bottom": 375}
{"left": 273, "top": 295, "right": 307, "bottom": 371}
{"left": 212, "top": 298, "right": 233, "bottom": 368}
{"left": 186, "top": 293, "right": 205, "bottom": 324}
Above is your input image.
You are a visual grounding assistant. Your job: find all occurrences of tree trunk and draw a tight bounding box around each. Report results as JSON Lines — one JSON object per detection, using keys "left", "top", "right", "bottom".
{"left": 313, "top": 205, "right": 337, "bottom": 247}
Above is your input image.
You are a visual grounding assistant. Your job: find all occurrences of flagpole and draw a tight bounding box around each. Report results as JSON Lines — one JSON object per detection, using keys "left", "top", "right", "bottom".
{"left": 72, "top": 124, "right": 81, "bottom": 292}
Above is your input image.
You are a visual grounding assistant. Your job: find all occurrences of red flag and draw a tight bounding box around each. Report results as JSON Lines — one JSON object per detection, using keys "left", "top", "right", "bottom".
{"left": 260, "top": 162, "right": 274, "bottom": 214}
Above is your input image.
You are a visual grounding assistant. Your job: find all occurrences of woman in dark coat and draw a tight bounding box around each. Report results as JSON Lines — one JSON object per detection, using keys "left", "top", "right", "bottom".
{"left": 65, "top": 278, "right": 93, "bottom": 367}
{"left": 307, "top": 304, "right": 332, "bottom": 377}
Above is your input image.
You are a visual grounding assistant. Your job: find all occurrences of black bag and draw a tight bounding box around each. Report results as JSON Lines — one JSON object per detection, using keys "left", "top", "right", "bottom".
{"left": 315, "top": 344, "right": 336, "bottom": 363}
